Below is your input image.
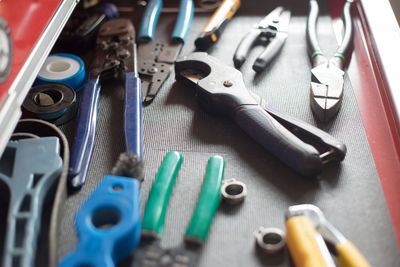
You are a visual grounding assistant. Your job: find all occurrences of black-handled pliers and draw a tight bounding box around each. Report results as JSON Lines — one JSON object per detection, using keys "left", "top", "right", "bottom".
{"left": 175, "top": 52, "right": 347, "bottom": 176}
{"left": 233, "top": 6, "right": 290, "bottom": 72}
{"left": 307, "top": 0, "right": 353, "bottom": 122}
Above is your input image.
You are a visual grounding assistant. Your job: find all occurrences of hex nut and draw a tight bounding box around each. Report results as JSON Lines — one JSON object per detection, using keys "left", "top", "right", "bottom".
{"left": 254, "top": 227, "right": 286, "bottom": 254}
{"left": 221, "top": 178, "right": 247, "bottom": 205}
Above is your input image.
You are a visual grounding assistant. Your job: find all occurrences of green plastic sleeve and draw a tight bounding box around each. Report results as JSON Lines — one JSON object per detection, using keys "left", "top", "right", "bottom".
{"left": 184, "top": 155, "right": 225, "bottom": 244}
{"left": 141, "top": 151, "right": 183, "bottom": 236}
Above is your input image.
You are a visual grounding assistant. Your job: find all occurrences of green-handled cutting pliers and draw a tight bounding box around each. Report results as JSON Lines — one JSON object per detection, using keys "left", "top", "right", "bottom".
{"left": 131, "top": 151, "right": 225, "bottom": 267}
{"left": 307, "top": 0, "right": 353, "bottom": 122}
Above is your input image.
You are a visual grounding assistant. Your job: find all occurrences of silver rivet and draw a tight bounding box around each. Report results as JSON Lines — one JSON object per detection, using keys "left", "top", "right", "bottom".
{"left": 148, "top": 67, "right": 158, "bottom": 73}
{"left": 118, "top": 49, "right": 130, "bottom": 59}
{"left": 223, "top": 80, "right": 233, "bottom": 87}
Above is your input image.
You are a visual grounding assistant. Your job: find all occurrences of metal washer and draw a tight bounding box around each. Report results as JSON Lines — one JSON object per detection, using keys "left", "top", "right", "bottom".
{"left": 254, "top": 227, "right": 286, "bottom": 254}
{"left": 221, "top": 178, "right": 247, "bottom": 204}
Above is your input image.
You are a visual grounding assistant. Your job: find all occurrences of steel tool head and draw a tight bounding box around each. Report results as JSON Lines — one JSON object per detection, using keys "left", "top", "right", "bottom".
{"left": 257, "top": 6, "right": 290, "bottom": 33}
{"left": 91, "top": 18, "right": 136, "bottom": 78}
{"left": 310, "top": 61, "right": 345, "bottom": 122}
{"left": 286, "top": 204, "right": 325, "bottom": 226}
{"left": 286, "top": 204, "right": 346, "bottom": 246}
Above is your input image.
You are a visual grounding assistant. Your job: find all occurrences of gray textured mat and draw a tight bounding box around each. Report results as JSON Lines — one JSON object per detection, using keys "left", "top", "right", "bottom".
{"left": 56, "top": 2, "right": 400, "bottom": 266}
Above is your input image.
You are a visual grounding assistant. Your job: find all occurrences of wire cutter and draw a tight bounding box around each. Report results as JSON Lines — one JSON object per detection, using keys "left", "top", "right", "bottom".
{"left": 233, "top": 6, "right": 290, "bottom": 72}
{"left": 68, "top": 18, "right": 142, "bottom": 190}
{"left": 307, "top": 0, "right": 353, "bottom": 122}
{"left": 175, "top": 52, "right": 347, "bottom": 176}
{"left": 285, "top": 204, "right": 371, "bottom": 267}
{"left": 137, "top": 0, "right": 194, "bottom": 105}
{"left": 131, "top": 151, "right": 225, "bottom": 267}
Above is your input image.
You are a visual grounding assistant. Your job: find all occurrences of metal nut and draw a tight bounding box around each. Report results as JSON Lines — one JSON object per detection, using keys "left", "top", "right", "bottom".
{"left": 221, "top": 178, "right": 247, "bottom": 204}
{"left": 254, "top": 227, "right": 286, "bottom": 254}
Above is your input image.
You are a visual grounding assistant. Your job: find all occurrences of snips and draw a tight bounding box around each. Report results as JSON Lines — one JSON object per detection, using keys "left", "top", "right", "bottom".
{"left": 307, "top": 0, "right": 353, "bottom": 122}
{"left": 131, "top": 151, "right": 224, "bottom": 267}
{"left": 137, "top": 0, "right": 194, "bottom": 105}
{"left": 68, "top": 18, "right": 142, "bottom": 190}
{"left": 175, "top": 52, "right": 346, "bottom": 176}
{"left": 233, "top": 6, "right": 290, "bottom": 72}
{"left": 285, "top": 204, "right": 371, "bottom": 267}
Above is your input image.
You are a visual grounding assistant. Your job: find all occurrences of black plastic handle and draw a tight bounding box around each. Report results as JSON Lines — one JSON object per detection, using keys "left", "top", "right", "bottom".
{"left": 307, "top": 0, "right": 321, "bottom": 58}
{"left": 336, "top": 0, "right": 353, "bottom": 58}
{"left": 233, "top": 29, "right": 260, "bottom": 69}
{"left": 234, "top": 104, "right": 322, "bottom": 176}
{"left": 253, "top": 33, "right": 286, "bottom": 72}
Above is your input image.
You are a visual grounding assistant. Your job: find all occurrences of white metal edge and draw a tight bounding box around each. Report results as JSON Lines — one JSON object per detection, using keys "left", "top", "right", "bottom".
{"left": 361, "top": 0, "right": 400, "bottom": 128}
{"left": 0, "top": 0, "right": 78, "bottom": 155}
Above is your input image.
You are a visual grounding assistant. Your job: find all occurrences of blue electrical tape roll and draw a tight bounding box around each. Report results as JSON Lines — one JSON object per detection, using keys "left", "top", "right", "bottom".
{"left": 36, "top": 53, "right": 86, "bottom": 91}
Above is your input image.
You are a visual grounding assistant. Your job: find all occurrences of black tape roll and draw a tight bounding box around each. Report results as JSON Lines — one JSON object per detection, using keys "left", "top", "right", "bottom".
{"left": 23, "top": 83, "right": 77, "bottom": 125}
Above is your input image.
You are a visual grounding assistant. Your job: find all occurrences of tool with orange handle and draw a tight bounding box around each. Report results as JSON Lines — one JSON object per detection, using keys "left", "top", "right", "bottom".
{"left": 285, "top": 204, "right": 372, "bottom": 267}
{"left": 195, "top": 0, "right": 240, "bottom": 51}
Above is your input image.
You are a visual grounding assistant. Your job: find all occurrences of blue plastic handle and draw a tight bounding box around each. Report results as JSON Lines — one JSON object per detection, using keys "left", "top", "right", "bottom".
{"left": 58, "top": 175, "right": 141, "bottom": 267}
{"left": 124, "top": 72, "right": 143, "bottom": 159}
{"left": 138, "top": 0, "right": 163, "bottom": 41}
{"left": 68, "top": 77, "right": 101, "bottom": 190}
{"left": 171, "top": 0, "right": 194, "bottom": 42}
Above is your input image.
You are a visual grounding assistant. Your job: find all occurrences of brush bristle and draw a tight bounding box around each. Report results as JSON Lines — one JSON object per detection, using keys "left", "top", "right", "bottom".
{"left": 111, "top": 152, "right": 144, "bottom": 181}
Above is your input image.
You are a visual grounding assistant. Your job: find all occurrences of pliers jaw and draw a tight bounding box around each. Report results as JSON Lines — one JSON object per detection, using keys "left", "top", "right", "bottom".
{"left": 310, "top": 61, "right": 345, "bottom": 122}
{"left": 92, "top": 18, "right": 136, "bottom": 80}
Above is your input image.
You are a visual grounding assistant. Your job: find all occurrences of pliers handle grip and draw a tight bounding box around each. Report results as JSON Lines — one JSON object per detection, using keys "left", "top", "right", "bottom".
{"left": 234, "top": 28, "right": 288, "bottom": 71}
{"left": 307, "top": 0, "right": 353, "bottom": 68}
{"left": 138, "top": 0, "right": 194, "bottom": 42}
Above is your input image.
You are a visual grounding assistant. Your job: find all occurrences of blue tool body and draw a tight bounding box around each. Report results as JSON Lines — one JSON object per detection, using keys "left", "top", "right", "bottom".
{"left": 124, "top": 71, "right": 143, "bottom": 158}
{"left": 68, "top": 19, "right": 142, "bottom": 190}
{"left": 0, "top": 137, "right": 62, "bottom": 267}
{"left": 138, "top": 0, "right": 194, "bottom": 42}
{"left": 68, "top": 76, "right": 101, "bottom": 189}
{"left": 58, "top": 175, "right": 141, "bottom": 267}
{"left": 138, "top": 0, "right": 162, "bottom": 41}
{"left": 172, "top": 0, "right": 194, "bottom": 41}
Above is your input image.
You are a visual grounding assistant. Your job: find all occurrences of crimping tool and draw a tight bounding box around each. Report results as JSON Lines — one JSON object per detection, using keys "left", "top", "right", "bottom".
{"left": 68, "top": 18, "right": 142, "bottom": 190}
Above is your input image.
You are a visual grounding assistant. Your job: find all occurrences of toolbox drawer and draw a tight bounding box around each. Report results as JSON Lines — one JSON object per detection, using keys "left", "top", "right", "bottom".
{"left": 1, "top": 0, "right": 400, "bottom": 266}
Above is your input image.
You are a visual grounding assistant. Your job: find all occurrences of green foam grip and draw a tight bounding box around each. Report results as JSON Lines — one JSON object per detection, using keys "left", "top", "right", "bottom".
{"left": 141, "top": 151, "right": 183, "bottom": 236}
{"left": 185, "top": 155, "right": 225, "bottom": 244}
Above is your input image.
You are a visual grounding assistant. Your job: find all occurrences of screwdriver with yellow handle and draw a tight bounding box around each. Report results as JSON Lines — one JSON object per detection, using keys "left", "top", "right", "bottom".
{"left": 195, "top": 0, "right": 241, "bottom": 51}
{"left": 285, "top": 204, "right": 372, "bottom": 267}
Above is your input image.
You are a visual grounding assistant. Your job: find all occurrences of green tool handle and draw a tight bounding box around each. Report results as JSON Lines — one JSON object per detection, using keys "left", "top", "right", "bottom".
{"left": 185, "top": 155, "right": 225, "bottom": 244}
{"left": 141, "top": 151, "right": 183, "bottom": 237}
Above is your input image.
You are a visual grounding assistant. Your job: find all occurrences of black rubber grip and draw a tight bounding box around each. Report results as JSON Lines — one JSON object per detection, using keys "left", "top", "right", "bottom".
{"left": 307, "top": 0, "right": 321, "bottom": 57}
{"left": 336, "top": 0, "right": 353, "bottom": 57}
{"left": 233, "top": 29, "right": 260, "bottom": 68}
{"left": 195, "top": 19, "right": 228, "bottom": 51}
{"left": 234, "top": 105, "right": 322, "bottom": 176}
{"left": 253, "top": 34, "right": 286, "bottom": 72}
